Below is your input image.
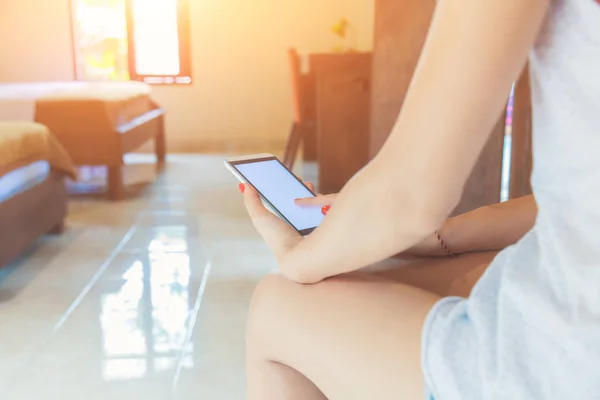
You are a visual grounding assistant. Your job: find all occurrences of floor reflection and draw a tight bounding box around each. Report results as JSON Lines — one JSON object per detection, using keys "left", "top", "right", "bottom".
{"left": 100, "top": 225, "right": 194, "bottom": 381}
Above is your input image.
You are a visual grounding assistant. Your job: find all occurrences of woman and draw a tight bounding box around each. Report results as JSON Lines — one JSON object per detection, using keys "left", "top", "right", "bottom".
{"left": 241, "top": 0, "right": 600, "bottom": 398}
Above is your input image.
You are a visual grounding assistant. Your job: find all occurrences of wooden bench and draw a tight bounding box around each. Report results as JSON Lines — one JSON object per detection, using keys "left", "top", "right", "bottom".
{"left": 33, "top": 84, "right": 166, "bottom": 200}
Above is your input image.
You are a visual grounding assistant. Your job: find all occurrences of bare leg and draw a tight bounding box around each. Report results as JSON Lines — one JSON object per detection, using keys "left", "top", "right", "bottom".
{"left": 373, "top": 251, "right": 497, "bottom": 297}
{"left": 247, "top": 350, "right": 327, "bottom": 400}
{"left": 247, "top": 252, "right": 496, "bottom": 399}
{"left": 247, "top": 273, "right": 440, "bottom": 400}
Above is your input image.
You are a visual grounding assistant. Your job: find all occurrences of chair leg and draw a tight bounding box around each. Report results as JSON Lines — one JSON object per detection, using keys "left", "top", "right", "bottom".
{"left": 283, "top": 122, "right": 303, "bottom": 169}
{"left": 107, "top": 165, "right": 125, "bottom": 201}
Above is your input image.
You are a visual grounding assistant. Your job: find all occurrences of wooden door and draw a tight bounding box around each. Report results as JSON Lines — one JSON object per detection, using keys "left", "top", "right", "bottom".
{"left": 510, "top": 68, "right": 533, "bottom": 198}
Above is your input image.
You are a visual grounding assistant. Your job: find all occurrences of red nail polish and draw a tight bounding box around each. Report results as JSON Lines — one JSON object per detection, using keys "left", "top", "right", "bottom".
{"left": 239, "top": 183, "right": 245, "bottom": 194}
{"left": 321, "top": 205, "right": 330, "bottom": 215}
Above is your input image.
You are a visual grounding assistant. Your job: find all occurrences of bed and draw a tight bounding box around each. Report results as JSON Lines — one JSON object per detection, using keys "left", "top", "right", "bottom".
{"left": 0, "top": 82, "right": 166, "bottom": 200}
{"left": 0, "top": 122, "right": 77, "bottom": 268}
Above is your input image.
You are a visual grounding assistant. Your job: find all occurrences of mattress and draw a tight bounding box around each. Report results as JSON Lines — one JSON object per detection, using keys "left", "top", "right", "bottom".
{"left": 0, "top": 161, "right": 50, "bottom": 203}
{"left": 0, "top": 82, "right": 154, "bottom": 127}
{"left": 0, "top": 81, "right": 150, "bottom": 101}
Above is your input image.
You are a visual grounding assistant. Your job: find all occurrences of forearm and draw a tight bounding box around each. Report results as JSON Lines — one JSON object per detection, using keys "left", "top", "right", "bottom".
{"left": 284, "top": 160, "right": 440, "bottom": 282}
{"left": 281, "top": 0, "right": 549, "bottom": 284}
{"left": 420, "top": 195, "right": 537, "bottom": 255}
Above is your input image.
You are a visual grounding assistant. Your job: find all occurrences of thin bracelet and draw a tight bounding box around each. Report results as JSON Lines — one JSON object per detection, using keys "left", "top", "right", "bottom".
{"left": 434, "top": 230, "right": 454, "bottom": 257}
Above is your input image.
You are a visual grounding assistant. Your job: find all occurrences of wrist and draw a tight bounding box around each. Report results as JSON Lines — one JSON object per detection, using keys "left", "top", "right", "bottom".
{"left": 405, "top": 231, "right": 449, "bottom": 257}
{"left": 280, "top": 237, "right": 325, "bottom": 284}
{"left": 434, "top": 229, "right": 455, "bottom": 257}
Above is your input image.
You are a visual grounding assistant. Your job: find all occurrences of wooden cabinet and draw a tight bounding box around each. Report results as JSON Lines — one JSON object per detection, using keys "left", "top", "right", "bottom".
{"left": 309, "top": 53, "right": 372, "bottom": 194}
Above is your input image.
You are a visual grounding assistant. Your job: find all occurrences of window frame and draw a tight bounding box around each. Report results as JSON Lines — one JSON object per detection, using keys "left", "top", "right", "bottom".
{"left": 70, "top": 0, "right": 192, "bottom": 85}
{"left": 125, "top": 0, "right": 192, "bottom": 85}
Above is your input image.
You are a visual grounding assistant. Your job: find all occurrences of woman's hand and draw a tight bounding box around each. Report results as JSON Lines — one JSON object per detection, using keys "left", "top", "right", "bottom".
{"left": 294, "top": 183, "right": 337, "bottom": 215}
{"left": 240, "top": 183, "right": 304, "bottom": 273}
{"left": 298, "top": 185, "right": 449, "bottom": 258}
{"left": 295, "top": 186, "right": 445, "bottom": 258}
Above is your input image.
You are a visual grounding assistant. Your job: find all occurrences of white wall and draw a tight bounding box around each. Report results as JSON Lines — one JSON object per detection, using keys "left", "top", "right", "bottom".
{"left": 0, "top": 0, "right": 374, "bottom": 152}
{"left": 0, "top": 0, "right": 74, "bottom": 82}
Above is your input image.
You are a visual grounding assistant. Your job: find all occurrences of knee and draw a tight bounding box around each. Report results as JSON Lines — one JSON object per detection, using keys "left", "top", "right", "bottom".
{"left": 246, "top": 273, "right": 295, "bottom": 349}
{"left": 246, "top": 272, "right": 364, "bottom": 349}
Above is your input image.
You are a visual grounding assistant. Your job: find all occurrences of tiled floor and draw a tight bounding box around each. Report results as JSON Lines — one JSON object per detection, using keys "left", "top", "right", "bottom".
{"left": 0, "top": 154, "right": 284, "bottom": 399}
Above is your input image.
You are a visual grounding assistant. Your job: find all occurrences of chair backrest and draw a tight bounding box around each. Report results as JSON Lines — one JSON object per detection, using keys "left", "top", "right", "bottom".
{"left": 288, "top": 48, "right": 305, "bottom": 123}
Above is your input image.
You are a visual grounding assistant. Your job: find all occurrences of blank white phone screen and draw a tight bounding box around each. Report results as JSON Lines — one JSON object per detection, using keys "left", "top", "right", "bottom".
{"left": 235, "top": 160, "right": 324, "bottom": 231}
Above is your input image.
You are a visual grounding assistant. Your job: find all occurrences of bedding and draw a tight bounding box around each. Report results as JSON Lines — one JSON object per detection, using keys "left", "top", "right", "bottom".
{"left": 0, "top": 81, "right": 153, "bottom": 127}
{"left": 0, "top": 161, "right": 50, "bottom": 202}
{"left": 0, "top": 121, "right": 77, "bottom": 179}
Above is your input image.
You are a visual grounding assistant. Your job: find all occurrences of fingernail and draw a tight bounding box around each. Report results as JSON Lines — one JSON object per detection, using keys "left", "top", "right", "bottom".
{"left": 239, "top": 183, "right": 245, "bottom": 194}
{"left": 321, "top": 205, "right": 330, "bottom": 215}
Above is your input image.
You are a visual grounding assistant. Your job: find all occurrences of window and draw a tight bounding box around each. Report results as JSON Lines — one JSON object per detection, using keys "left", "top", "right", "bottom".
{"left": 71, "top": 0, "right": 191, "bottom": 84}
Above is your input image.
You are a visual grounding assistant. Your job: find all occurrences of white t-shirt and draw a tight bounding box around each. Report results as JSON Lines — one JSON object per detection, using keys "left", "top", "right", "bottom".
{"left": 422, "top": 1, "right": 600, "bottom": 398}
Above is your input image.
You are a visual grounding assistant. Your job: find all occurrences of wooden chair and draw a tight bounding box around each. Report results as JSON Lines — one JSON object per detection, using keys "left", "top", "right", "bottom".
{"left": 282, "top": 49, "right": 316, "bottom": 169}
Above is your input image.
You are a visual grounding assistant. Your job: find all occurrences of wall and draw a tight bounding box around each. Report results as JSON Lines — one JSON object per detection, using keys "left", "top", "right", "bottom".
{"left": 0, "top": 0, "right": 374, "bottom": 152}
{"left": 0, "top": 0, "right": 74, "bottom": 82}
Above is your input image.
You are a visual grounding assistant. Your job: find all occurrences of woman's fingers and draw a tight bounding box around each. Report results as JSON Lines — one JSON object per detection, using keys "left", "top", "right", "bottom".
{"left": 241, "top": 183, "right": 271, "bottom": 219}
{"left": 239, "top": 183, "right": 303, "bottom": 261}
{"left": 295, "top": 193, "right": 338, "bottom": 207}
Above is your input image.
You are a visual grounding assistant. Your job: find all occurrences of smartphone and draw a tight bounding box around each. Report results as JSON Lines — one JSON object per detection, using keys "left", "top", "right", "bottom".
{"left": 225, "top": 154, "right": 324, "bottom": 236}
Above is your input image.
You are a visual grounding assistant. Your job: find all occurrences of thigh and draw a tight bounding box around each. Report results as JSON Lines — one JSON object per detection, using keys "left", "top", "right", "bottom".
{"left": 248, "top": 272, "right": 441, "bottom": 400}
{"left": 371, "top": 251, "right": 497, "bottom": 297}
